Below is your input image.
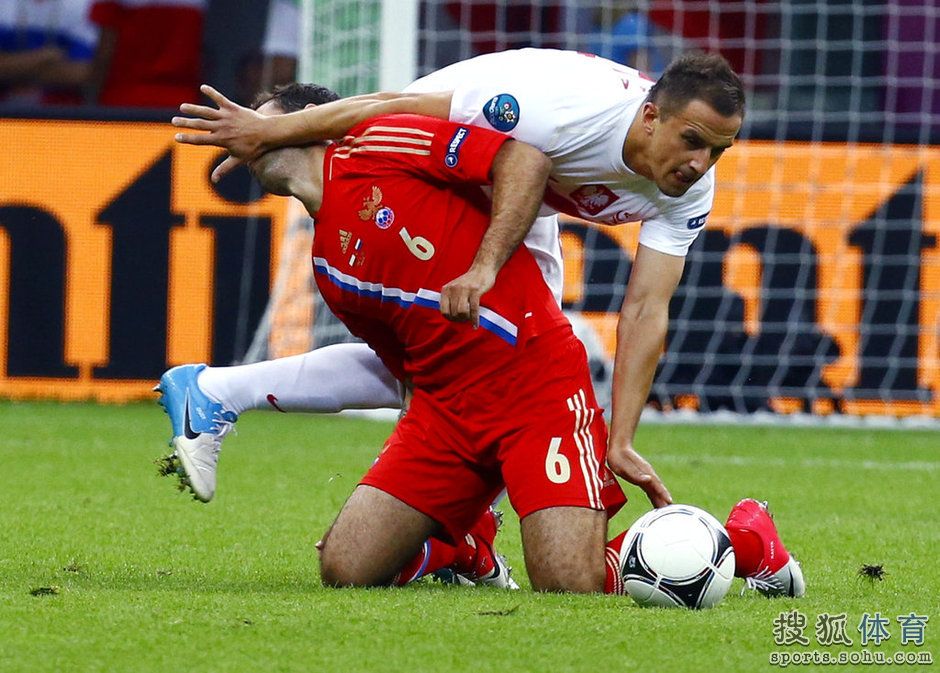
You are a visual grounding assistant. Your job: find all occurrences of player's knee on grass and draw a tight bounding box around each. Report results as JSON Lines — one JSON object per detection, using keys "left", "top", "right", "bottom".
{"left": 318, "top": 485, "right": 438, "bottom": 587}
{"left": 520, "top": 506, "right": 607, "bottom": 593}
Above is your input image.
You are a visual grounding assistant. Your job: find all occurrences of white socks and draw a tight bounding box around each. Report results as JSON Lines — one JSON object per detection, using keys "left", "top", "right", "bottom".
{"left": 196, "top": 342, "right": 402, "bottom": 415}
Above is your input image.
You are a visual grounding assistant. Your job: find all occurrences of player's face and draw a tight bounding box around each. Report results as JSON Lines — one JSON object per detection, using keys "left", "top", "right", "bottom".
{"left": 645, "top": 99, "right": 742, "bottom": 197}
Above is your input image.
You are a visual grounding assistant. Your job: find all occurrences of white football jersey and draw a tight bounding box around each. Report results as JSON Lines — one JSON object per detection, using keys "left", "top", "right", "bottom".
{"left": 404, "top": 48, "right": 716, "bottom": 292}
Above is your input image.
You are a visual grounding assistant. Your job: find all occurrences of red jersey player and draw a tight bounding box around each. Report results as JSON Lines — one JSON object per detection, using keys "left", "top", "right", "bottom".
{"left": 246, "top": 84, "right": 626, "bottom": 592}
{"left": 164, "top": 55, "right": 805, "bottom": 597}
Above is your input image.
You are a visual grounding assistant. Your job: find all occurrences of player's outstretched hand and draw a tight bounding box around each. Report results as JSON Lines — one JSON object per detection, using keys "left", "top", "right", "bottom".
{"left": 171, "top": 85, "right": 265, "bottom": 182}
{"left": 607, "top": 444, "right": 673, "bottom": 509}
{"left": 440, "top": 266, "right": 497, "bottom": 328}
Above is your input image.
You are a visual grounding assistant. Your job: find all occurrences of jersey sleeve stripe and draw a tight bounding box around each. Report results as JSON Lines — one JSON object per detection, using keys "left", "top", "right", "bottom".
{"left": 312, "top": 256, "right": 519, "bottom": 346}
{"left": 349, "top": 134, "right": 433, "bottom": 147}
{"left": 332, "top": 145, "right": 432, "bottom": 159}
{"left": 358, "top": 124, "right": 436, "bottom": 138}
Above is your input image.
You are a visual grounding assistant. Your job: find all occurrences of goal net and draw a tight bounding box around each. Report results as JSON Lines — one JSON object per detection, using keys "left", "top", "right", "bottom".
{"left": 247, "top": 0, "right": 940, "bottom": 420}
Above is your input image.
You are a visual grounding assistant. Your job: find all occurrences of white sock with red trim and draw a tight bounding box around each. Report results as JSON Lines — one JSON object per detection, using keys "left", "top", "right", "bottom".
{"left": 197, "top": 342, "right": 401, "bottom": 415}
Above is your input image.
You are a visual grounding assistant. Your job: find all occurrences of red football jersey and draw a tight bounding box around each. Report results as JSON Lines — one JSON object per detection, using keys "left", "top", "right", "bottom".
{"left": 313, "top": 114, "right": 569, "bottom": 392}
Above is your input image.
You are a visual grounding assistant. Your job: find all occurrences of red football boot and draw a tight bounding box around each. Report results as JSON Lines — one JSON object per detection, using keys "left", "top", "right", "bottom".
{"left": 725, "top": 498, "right": 805, "bottom": 597}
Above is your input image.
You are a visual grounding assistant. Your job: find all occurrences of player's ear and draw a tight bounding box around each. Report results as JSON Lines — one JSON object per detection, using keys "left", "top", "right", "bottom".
{"left": 304, "top": 103, "right": 318, "bottom": 110}
{"left": 641, "top": 102, "right": 659, "bottom": 134}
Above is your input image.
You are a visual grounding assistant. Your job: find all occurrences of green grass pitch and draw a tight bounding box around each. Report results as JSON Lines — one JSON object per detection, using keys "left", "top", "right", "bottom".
{"left": 0, "top": 400, "right": 937, "bottom": 672}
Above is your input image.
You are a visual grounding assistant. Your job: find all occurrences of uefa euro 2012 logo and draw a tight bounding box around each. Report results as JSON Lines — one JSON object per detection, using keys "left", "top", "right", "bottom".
{"left": 769, "top": 610, "right": 932, "bottom": 667}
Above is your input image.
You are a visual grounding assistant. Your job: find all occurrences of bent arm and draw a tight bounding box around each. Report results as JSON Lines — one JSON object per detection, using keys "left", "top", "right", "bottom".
{"left": 440, "top": 140, "right": 552, "bottom": 324}
{"left": 173, "top": 87, "right": 454, "bottom": 181}
{"left": 606, "top": 243, "right": 682, "bottom": 508}
{"left": 0, "top": 46, "right": 62, "bottom": 83}
{"left": 35, "top": 60, "right": 93, "bottom": 88}
{"left": 267, "top": 91, "right": 454, "bottom": 147}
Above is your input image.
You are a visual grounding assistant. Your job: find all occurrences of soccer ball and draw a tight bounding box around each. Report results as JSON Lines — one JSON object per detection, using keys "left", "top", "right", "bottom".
{"left": 618, "top": 504, "right": 735, "bottom": 609}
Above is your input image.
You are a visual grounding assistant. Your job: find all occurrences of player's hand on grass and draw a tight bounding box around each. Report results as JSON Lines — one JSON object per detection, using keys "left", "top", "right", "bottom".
{"left": 607, "top": 444, "right": 672, "bottom": 509}
{"left": 172, "top": 85, "right": 263, "bottom": 182}
{"left": 440, "top": 266, "right": 497, "bottom": 328}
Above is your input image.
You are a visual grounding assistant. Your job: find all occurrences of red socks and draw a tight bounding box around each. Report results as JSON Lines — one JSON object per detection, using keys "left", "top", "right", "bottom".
{"left": 604, "top": 530, "right": 629, "bottom": 595}
{"left": 393, "top": 536, "right": 478, "bottom": 585}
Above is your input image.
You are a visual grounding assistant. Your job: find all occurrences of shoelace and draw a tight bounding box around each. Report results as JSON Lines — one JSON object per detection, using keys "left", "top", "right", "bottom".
{"left": 175, "top": 414, "right": 235, "bottom": 467}
{"left": 742, "top": 568, "right": 785, "bottom": 595}
{"left": 200, "top": 415, "right": 236, "bottom": 451}
{"left": 211, "top": 410, "right": 237, "bottom": 436}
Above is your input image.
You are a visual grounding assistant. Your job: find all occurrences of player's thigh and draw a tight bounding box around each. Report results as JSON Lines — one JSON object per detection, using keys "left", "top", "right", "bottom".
{"left": 362, "top": 390, "right": 502, "bottom": 542}
{"left": 319, "top": 484, "right": 439, "bottom": 587}
{"left": 519, "top": 506, "right": 607, "bottom": 594}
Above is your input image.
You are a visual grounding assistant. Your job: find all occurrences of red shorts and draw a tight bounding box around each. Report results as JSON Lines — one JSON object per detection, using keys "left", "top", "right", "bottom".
{"left": 360, "top": 327, "right": 627, "bottom": 542}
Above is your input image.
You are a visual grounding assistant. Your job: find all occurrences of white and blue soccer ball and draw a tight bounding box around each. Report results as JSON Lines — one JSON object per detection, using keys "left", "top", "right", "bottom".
{"left": 618, "top": 504, "right": 736, "bottom": 609}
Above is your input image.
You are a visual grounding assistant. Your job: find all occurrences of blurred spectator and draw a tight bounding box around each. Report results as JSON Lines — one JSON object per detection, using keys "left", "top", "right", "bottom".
{"left": 89, "top": 0, "right": 206, "bottom": 107}
{"left": 233, "top": 0, "right": 298, "bottom": 105}
{"left": 583, "top": 3, "right": 679, "bottom": 77}
{"left": 0, "top": 0, "right": 99, "bottom": 105}
{"left": 443, "top": 2, "right": 564, "bottom": 54}
{"left": 260, "top": 0, "right": 298, "bottom": 84}
{"left": 647, "top": 0, "right": 768, "bottom": 82}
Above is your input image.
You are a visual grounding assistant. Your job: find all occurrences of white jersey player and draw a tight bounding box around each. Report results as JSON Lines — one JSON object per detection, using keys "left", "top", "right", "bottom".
{"left": 401, "top": 49, "right": 714, "bottom": 301}
{"left": 407, "top": 49, "right": 713, "bottom": 272}
{"left": 167, "top": 48, "right": 744, "bottom": 512}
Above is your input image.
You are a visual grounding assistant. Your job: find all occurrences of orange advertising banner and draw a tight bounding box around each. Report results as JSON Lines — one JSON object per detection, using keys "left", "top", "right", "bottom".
{"left": 0, "top": 118, "right": 290, "bottom": 401}
{"left": 1, "top": 119, "right": 938, "bottom": 416}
